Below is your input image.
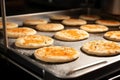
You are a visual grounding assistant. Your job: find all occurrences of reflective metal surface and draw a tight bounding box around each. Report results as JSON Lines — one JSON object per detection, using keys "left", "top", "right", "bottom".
{"left": 0, "top": 8, "right": 120, "bottom": 79}
{"left": 102, "top": 0, "right": 120, "bottom": 15}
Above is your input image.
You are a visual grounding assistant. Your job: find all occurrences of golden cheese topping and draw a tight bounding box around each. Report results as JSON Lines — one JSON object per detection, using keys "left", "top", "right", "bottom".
{"left": 0, "top": 21, "right": 18, "bottom": 29}
{"left": 34, "top": 46, "right": 80, "bottom": 63}
{"left": 15, "top": 35, "right": 54, "bottom": 48}
{"left": 89, "top": 40, "right": 120, "bottom": 50}
{"left": 36, "top": 46, "right": 76, "bottom": 57}
{"left": 54, "top": 29, "right": 89, "bottom": 41}
{"left": 105, "top": 31, "right": 120, "bottom": 37}
{"left": 7, "top": 27, "right": 37, "bottom": 38}
{"left": 23, "top": 35, "right": 52, "bottom": 45}
{"left": 61, "top": 29, "right": 87, "bottom": 38}
{"left": 7, "top": 27, "right": 34, "bottom": 33}
{"left": 83, "top": 25, "right": 103, "bottom": 29}
{"left": 80, "top": 24, "right": 108, "bottom": 32}
{"left": 104, "top": 31, "right": 120, "bottom": 41}
{"left": 82, "top": 40, "right": 120, "bottom": 56}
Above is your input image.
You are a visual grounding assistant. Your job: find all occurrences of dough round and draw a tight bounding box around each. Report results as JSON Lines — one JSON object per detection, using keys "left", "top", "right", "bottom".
{"left": 79, "top": 14, "right": 100, "bottom": 21}
{"left": 104, "top": 31, "right": 120, "bottom": 41}
{"left": 80, "top": 24, "right": 108, "bottom": 33}
{"left": 34, "top": 46, "right": 80, "bottom": 63}
{"left": 15, "top": 35, "right": 54, "bottom": 49}
{"left": 7, "top": 27, "right": 37, "bottom": 38}
{"left": 0, "top": 21, "right": 18, "bottom": 29}
{"left": 23, "top": 19, "right": 48, "bottom": 26}
{"left": 62, "top": 19, "right": 87, "bottom": 26}
{"left": 81, "top": 40, "right": 120, "bottom": 56}
{"left": 54, "top": 29, "right": 89, "bottom": 41}
{"left": 49, "top": 14, "right": 70, "bottom": 20}
{"left": 96, "top": 19, "right": 120, "bottom": 27}
{"left": 36, "top": 23, "right": 64, "bottom": 31}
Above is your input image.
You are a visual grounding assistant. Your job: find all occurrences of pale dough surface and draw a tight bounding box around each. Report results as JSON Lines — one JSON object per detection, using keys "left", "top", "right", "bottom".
{"left": 15, "top": 35, "right": 54, "bottom": 49}
{"left": 96, "top": 19, "right": 120, "bottom": 27}
{"left": 36, "top": 23, "right": 64, "bottom": 31}
{"left": 34, "top": 46, "right": 80, "bottom": 63}
{"left": 104, "top": 31, "right": 120, "bottom": 41}
{"left": 7, "top": 27, "right": 37, "bottom": 38}
{"left": 82, "top": 40, "right": 120, "bottom": 56}
{"left": 80, "top": 24, "right": 108, "bottom": 32}
{"left": 0, "top": 21, "right": 18, "bottom": 29}
{"left": 54, "top": 29, "right": 89, "bottom": 41}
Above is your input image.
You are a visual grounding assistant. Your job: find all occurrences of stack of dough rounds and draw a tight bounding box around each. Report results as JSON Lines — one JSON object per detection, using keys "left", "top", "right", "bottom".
{"left": 62, "top": 19, "right": 87, "bottom": 26}
{"left": 81, "top": 40, "right": 120, "bottom": 56}
{"left": 15, "top": 35, "right": 54, "bottom": 49}
{"left": 54, "top": 29, "right": 89, "bottom": 41}
{"left": 7, "top": 27, "right": 37, "bottom": 38}
{"left": 49, "top": 14, "right": 70, "bottom": 21}
{"left": 79, "top": 14, "right": 100, "bottom": 21}
{"left": 96, "top": 19, "right": 120, "bottom": 27}
{"left": 23, "top": 19, "right": 48, "bottom": 26}
{"left": 104, "top": 31, "right": 120, "bottom": 41}
{"left": 80, "top": 24, "right": 109, "bottom": 33}
{"left": 34, "top": 46, "right": 80, "bottom": 63}
{"left": 36, "top": 23, "right": 64, "bottom": 31}
{"left": 0, "top": 21, "right": 18, "bottom": 29}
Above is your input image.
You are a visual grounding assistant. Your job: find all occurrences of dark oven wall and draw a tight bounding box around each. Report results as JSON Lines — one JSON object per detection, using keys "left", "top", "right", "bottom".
{"left": 26, "top": 0, "right": 102, "bottom": 9}
{"left": 0, "top": 0, "right": 102, "bottom": 16}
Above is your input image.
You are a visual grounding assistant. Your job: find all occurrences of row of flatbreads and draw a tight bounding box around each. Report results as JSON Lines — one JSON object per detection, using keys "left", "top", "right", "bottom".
{"left": 0, "top": 14, "right": 120, "bottom": 63}
{"left": 4, "top": 23, "right": 120, "bottom": 42}
{"left": 0, "top": 14, "right": 120, "bottom": 29}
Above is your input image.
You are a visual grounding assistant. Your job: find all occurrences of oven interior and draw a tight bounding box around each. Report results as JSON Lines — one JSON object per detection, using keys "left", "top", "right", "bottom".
{"left": 0, "top": 0, "right": 120, "bottom": 80}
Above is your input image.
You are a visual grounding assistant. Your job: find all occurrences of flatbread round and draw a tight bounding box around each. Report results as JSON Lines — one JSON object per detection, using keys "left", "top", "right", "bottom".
{"left": 54, "top": 29, "right": 89, "bottom": 41}
{"left": 79, "top": 15, "right": 100, "bottom": 21}
{"left": 49, "top": 14, "right": 70, "bottom": 20}
{"left": 34, "top": 46, "right": 80, "bottom": 63}
{"left": 62, "top": 19, "right": 87, "bottom": 26}
{"left": 15, "top": 35, "right": 54, "bottom": 49}
{"left": 104, "top": 31, "right": 120, "bottom": 41}
{"left": 7, "top": 27, "right": 37, "bottom": 38}
{"left": 23, "top": 19, "right": 48, "bottom": 26}
{"left": 81, "top": 40, "right": 120, "bottom": 56}
{"left": 0, "top": 21, "right": 18, "bottom": 29}
{"left": 80, "top": 24, "right": 109, "bottom": 33}
{"left": 36, "top": 23, "right": 64, "bottom": 31}
{"left": 96, "top": 19, "right": 120, "bottom": 27}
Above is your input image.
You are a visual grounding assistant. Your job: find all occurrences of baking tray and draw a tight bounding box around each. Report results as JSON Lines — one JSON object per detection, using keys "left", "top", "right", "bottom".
{"left": 0, "top": 8, "right": 120, "bottom": 79}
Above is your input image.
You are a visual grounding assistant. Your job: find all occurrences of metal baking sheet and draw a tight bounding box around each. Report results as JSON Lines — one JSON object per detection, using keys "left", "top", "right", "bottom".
{"left": 0, "top": 8, "right": 120, "bottom": 79}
